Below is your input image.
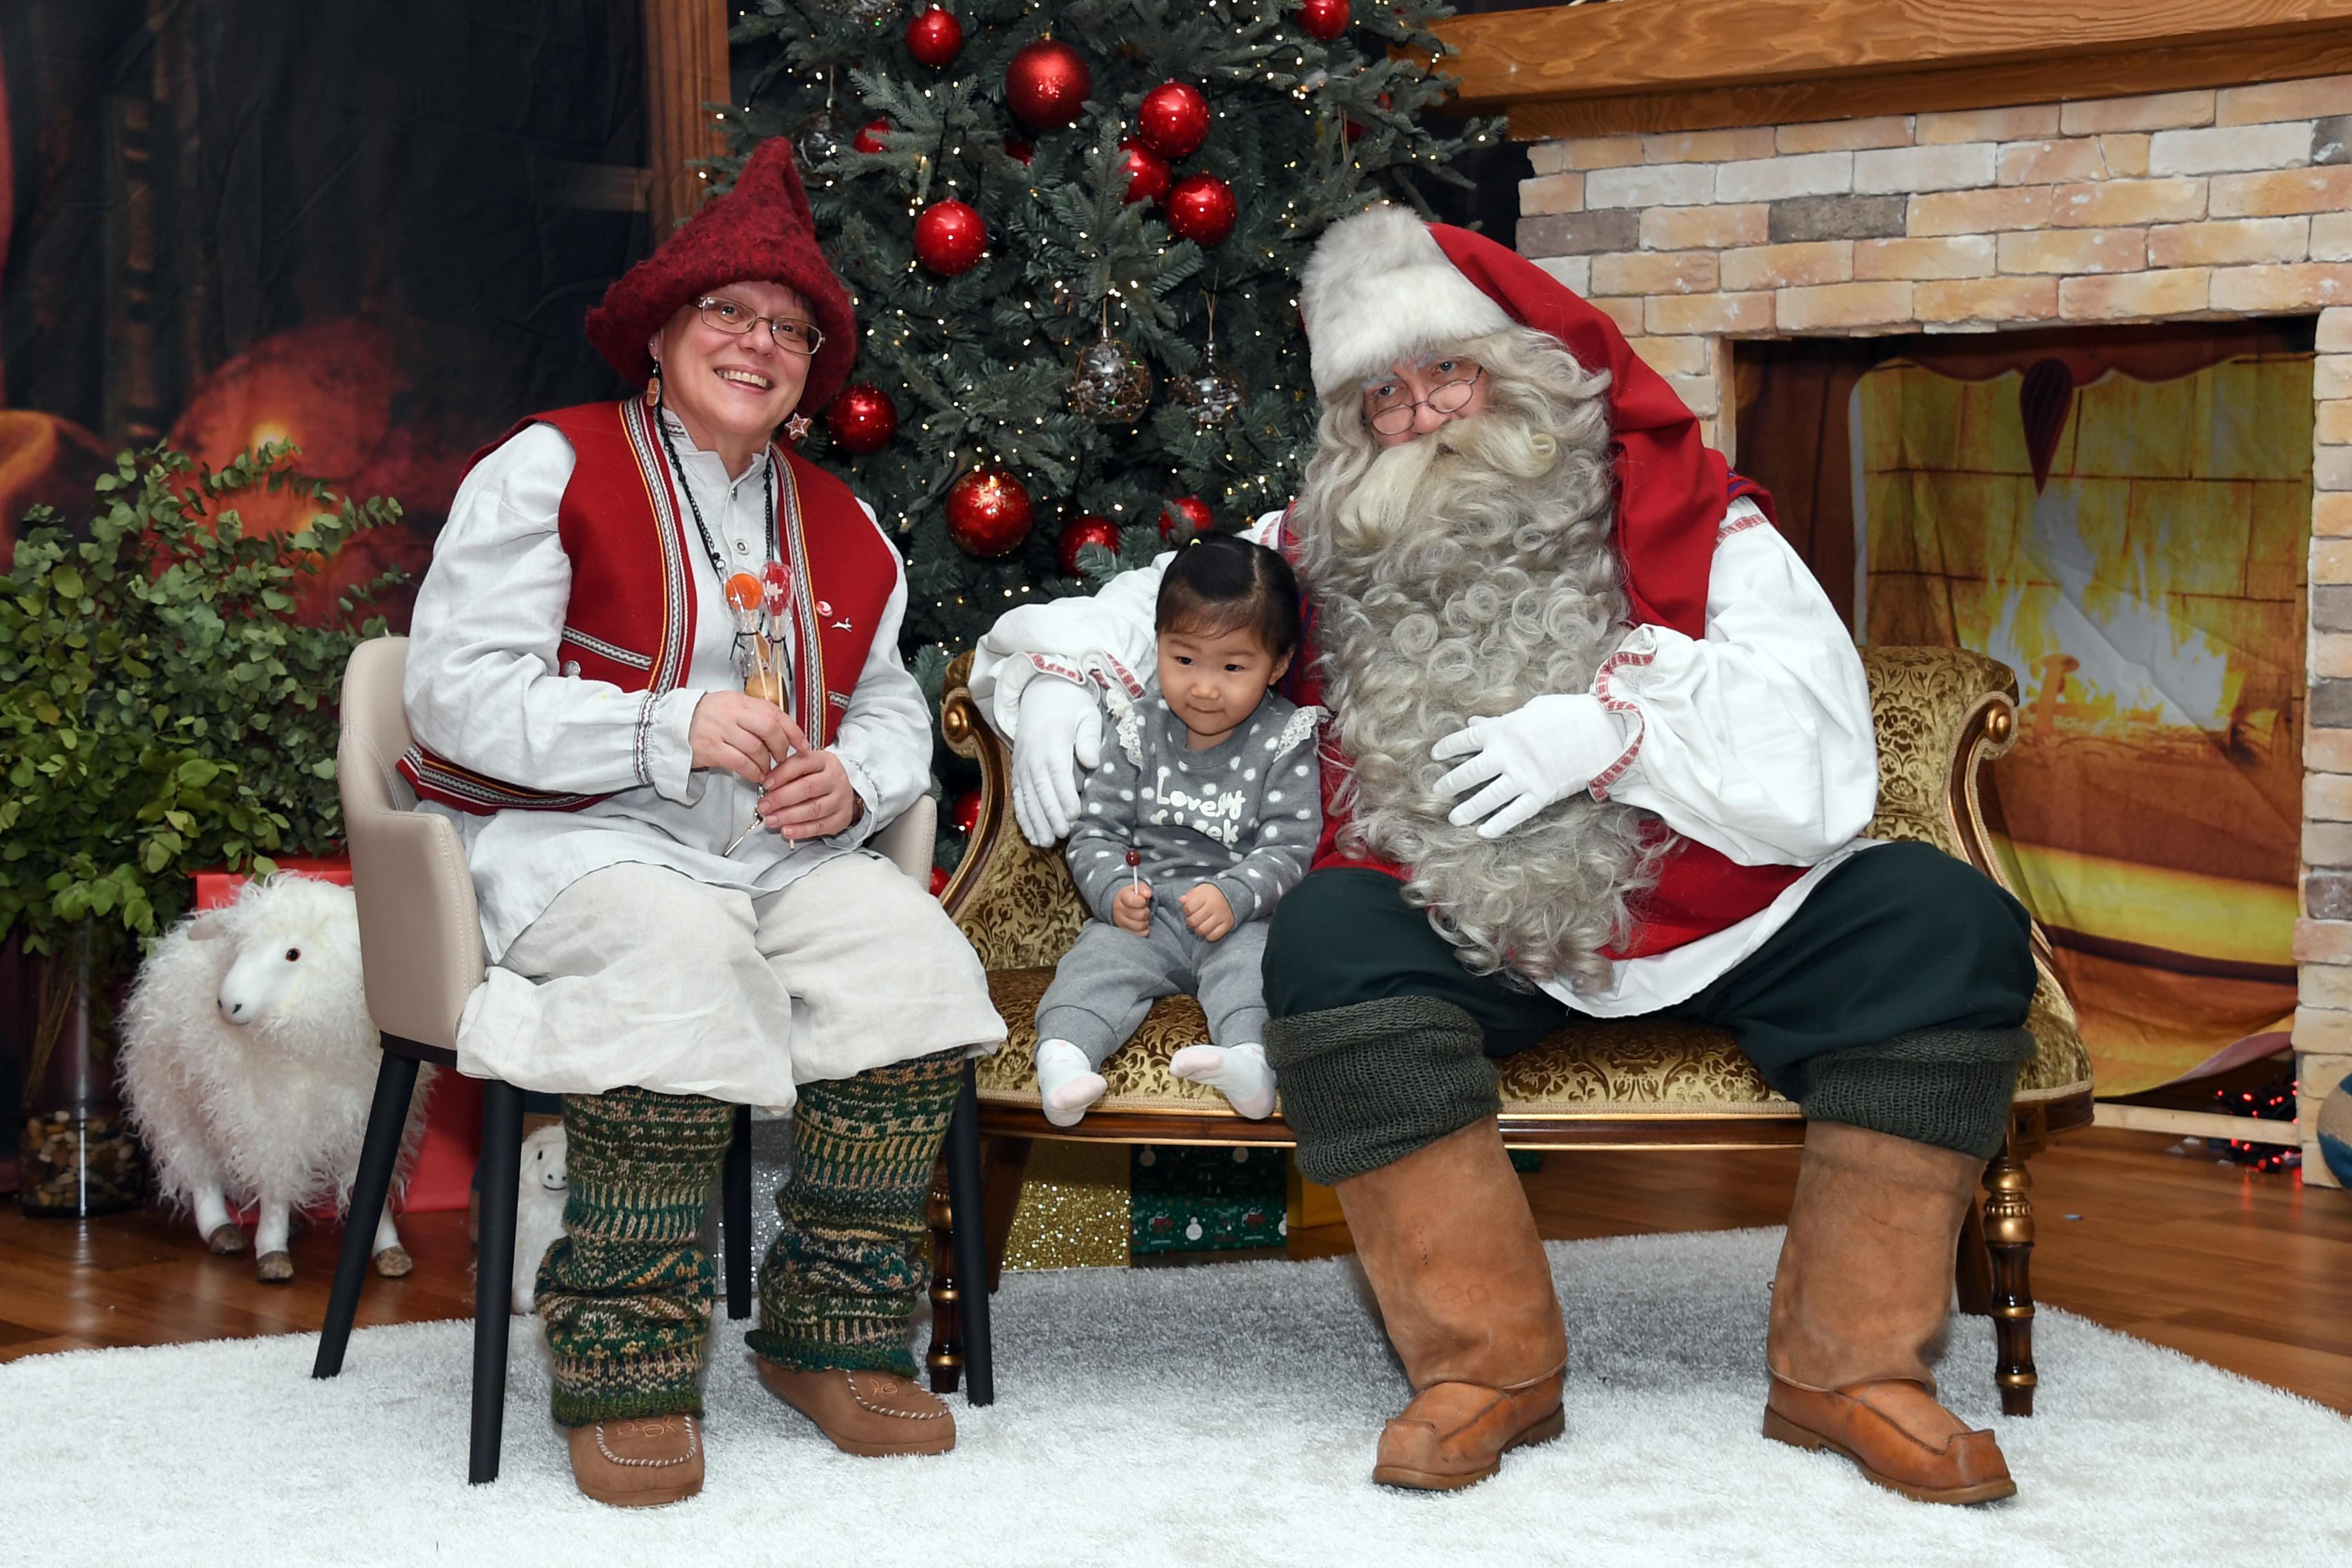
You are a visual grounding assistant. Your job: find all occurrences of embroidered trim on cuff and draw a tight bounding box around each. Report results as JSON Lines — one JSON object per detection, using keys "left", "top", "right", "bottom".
{"left": 1589, "top": 648, "right": 1652, "bottom": 802}
{"left": 632, "top": 690, "right": 660, "bottom": 787}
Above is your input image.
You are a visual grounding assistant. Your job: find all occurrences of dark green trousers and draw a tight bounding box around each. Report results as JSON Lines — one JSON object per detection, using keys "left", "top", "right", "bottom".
{"left": 1263, "top": 841, "right": 2036, "bottom": 1102}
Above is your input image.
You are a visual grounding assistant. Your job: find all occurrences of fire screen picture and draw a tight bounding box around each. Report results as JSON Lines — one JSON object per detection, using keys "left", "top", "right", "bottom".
{"left": 1851, "top": 344, "right": 2309, "bottom": 1095}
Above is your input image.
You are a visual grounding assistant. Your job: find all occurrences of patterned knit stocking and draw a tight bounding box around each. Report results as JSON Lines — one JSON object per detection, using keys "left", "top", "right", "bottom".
{"left": 538, "top": 1086, "right": 737, "bottom": 1426}
{"left": 749, "top": 1048, "right": 965, "bottom": 1375}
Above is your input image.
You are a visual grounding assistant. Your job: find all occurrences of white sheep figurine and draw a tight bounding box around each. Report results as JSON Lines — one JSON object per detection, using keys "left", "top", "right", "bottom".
{"left": 119, "top": 874, "right": 431, "bottom": 1282}
{"left": 510, "top": 1123, "right": 569, "bottom": 1315}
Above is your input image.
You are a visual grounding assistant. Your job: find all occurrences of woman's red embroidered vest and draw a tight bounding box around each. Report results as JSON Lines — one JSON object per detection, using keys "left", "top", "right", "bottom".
{"left": 1274, "top": 510, "right": 1808, "bottom": 963}
{"left": 399, "top": 398, "right": 896, "bottom": 814}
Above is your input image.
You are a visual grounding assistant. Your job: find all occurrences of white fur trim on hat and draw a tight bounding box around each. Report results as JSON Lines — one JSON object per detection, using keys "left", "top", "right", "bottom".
{"left": 1299, "top": 204, "right": 1513, "bottom": 400}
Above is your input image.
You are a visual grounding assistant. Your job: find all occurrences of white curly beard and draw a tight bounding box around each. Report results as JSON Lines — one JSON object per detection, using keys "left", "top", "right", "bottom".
{"left": 1289, "top": 332, "right": 1662, "bottom": 990}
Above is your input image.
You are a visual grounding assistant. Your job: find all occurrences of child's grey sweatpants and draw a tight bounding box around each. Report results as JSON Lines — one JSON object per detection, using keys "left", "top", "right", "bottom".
{"left": 1034, "top": 885, "right": 1271, "bottom": 1065}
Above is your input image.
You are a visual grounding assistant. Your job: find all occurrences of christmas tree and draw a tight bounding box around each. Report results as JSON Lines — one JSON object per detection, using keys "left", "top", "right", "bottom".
{"left": 716, "top": 0, "right": 1491, "bottom": 662}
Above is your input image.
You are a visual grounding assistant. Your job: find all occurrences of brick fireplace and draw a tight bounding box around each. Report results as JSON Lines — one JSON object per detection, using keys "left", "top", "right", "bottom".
{"left": 1504, "top": 76, "right": 2352, "bottom": 1179}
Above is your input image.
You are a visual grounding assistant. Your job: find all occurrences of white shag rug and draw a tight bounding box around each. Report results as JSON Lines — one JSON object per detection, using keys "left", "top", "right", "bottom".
{"left": 6, "top": 1227, "right": 2349, "bottom": 1568}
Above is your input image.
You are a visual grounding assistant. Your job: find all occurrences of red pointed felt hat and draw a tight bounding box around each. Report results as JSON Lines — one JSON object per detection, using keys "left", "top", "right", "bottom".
{"left": 585, "top": 138, "right": 858, "bottom": 414}
{"left": 1297, "top": 204, "right": 1772, "bottom": 641}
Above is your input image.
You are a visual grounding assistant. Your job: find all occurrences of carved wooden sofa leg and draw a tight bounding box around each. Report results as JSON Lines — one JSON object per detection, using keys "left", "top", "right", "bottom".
{"left": 1983, "top": 1140, "right": 2038, "bottom": 1417}
{"left": 926, "top": 1158, "right": 964, "bottom": 1396}
{"left": 981, "top": 1135, "right": 1033, "bottom": 1294}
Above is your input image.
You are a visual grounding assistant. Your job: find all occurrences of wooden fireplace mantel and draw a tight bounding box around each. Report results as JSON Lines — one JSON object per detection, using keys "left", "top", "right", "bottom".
{"left": 1430, "top": 0, "right": 2352, "bottom": 139}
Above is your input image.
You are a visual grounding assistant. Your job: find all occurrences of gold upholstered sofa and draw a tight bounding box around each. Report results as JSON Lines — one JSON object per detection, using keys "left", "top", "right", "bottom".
{"left": 927, "top": 646, "right": 2094, "bottom": 1416}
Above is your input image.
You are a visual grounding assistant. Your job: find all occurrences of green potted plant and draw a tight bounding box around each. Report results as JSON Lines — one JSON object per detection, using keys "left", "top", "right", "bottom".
{"left": 0, "top": 442, "right": 404, "bottom": 1216}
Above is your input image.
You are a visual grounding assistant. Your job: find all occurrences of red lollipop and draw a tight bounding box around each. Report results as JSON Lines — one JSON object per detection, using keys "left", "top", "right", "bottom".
{"left": 1166, "top": 173, "right": 1237, "bottom": 247}
{"left": 1137, "top": 82, "right": 1211, "bottom": 159}
{"left": 905, "top": 7, "right": 963, "bottom": 68}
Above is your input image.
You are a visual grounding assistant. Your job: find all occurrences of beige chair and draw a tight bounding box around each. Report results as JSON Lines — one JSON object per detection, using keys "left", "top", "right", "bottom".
{"left": 309, "top": 635, "right": 968, "bottom": 1484}
{"left": 933, "top": 646, "right": 2095, "bottom": 1416}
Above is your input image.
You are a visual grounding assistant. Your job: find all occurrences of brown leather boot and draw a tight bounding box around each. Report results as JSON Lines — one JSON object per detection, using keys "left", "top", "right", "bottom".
{"left": 1337, "top": 1117, "right": 1568, "bottom": 1491}
{"left": 756, "top": 1360, "right": 957, "bottom": 1456}
{"left": 564, "top": 1413, "right": 704, "bottom": 1507}
{"left": 1763, "top": 1119, "right": 2016, "bottom": 1505}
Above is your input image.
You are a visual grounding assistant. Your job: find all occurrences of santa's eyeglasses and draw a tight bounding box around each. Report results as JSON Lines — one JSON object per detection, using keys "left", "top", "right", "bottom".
{"left": 1364, "top": 364, "right": 1484, "bottom": 435}
{"left": 696, "top": 295, "right": 824, "bottom": 357}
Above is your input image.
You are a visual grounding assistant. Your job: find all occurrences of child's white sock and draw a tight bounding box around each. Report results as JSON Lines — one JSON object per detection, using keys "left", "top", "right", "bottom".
{"left": 1168, "top": 1042, "right": 1277, "bottom": 1120}
{"left": 1034, "top": 1039, "right": 1107, "bottom": 1128}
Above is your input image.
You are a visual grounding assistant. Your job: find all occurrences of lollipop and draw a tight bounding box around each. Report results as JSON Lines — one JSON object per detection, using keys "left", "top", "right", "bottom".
{"left": 1126, "top": 847, "right": 1142, "bottom": 897}
{"left": 725, "top": 571, "right": 778, "bottom": 700}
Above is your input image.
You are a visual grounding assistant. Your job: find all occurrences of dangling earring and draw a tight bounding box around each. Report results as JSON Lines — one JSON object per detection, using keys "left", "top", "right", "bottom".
{"left": 645, "top": 361, "right": 663, "bottom": 407}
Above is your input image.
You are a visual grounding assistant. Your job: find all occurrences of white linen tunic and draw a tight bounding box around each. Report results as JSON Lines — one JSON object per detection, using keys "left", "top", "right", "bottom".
{"left": 405, "top": 411, "right": 933, "bottom": 964}
{"left": 404, "top": 411, "right": 1004, "bottom": 1107}
{"left": 969, "top": 498, "right": 1883, "bottom": 1017}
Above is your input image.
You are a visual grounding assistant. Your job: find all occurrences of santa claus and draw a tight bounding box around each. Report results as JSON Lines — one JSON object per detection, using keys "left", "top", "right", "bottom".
{"left": 972, "top": 206, "right": 2038, "bottom": 1505}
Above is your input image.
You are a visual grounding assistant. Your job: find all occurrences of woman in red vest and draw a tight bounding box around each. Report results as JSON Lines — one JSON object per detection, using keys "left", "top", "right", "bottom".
{"left": 402, "top": 141, "right": 1004, "bottom": 1507}
{"left": 975, "top": 206, "right": 2037, "bottom": 1507}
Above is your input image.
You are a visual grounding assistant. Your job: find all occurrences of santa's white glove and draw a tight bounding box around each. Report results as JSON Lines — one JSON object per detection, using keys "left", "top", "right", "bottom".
{"left": 1011, "top": 676, "right": 1104, "bottom": 845}
{"left": 1431, "top": 693, "right": 1627, "bottom": 839}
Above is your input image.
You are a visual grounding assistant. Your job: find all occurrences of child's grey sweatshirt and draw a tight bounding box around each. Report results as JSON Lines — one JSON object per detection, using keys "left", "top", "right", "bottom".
{"left": 1064, "top": 680, "right": 1324, "bottom": 926}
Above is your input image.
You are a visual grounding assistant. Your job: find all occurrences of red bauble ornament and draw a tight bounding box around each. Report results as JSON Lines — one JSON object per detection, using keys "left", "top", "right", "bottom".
{"left": 1166, "top": 173, "right": 1237, "bottom": 247}
{"left": 914, "top": 199, "right": 988, "bottom": 275}
{"left": 1004, "top": 137, "right": 1035, "bottom": 165}
{"left": 827, "top": 384, "right": 898, "bottom": 454}
{"left": 1057, "top": 513, "right": 1121, "bottom": 574}
{"left": 928, "top": 864, "right": 951, "bottom": 896}
{"left": 1116, "top": 138, "right": 1171, "bottom": 205}
{"left": 1005, "top": 40, "right": 1092, "bottom": 130}
{"left": 945, "top": 467, "right": 1034, "bottom": 557}
{"left": 1137, "top": 82, "right": 1211, "bottom": 159}
{"left": 949, "top": 788, "right": 982, "bottom": 836}
{"left": 1160, "top": 495, "right": 1213, "bottom": 541}
{"left": 1297, "top": 0, "right": 1351, "bottom": 39}
{"left": 905, "top": 7, "right": 963, "bottom": 68}
{"left": 854, "top": 118, "right": 892, "bottom": 154}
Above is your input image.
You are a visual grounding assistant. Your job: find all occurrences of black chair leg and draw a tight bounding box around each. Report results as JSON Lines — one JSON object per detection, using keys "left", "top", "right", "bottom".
{"left": 944, "top": 1061, "right": 994, "bottom": 1406}
{"left": 312, "top": 1045, "right": 421, "bottom": 1380}
{"left": 469, "top": 1077, "right": 527, "bottom": 1485}
{"left": 724, "top": 1102, "right": 753, "bottom": 1321}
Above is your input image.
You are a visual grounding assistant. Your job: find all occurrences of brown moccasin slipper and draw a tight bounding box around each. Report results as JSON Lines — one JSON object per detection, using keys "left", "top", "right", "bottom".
{"left": 565, "top": 1414, "right": 704, "bottom": 1507}
{"left": 756, "top": 1360, "right": 956, "bottom": 1456}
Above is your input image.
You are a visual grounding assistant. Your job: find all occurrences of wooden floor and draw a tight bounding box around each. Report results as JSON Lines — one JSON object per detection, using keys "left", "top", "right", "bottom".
{"left": 5, "top": 1127, "right": 2350, "bottom": 1416}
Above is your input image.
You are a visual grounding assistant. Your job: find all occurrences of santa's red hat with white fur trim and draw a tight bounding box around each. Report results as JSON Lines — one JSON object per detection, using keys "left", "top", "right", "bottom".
{"left": 1296, "top": 202, "right": 1771, "bottom": 641}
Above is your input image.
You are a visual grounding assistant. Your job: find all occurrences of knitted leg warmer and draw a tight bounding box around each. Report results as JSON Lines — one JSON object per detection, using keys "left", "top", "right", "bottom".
{"left": 749, "top": 1048, "right": 965, "bottom": 1376}
{"left": 538, "top": 1086, "right": 738, "bottom": 1427}
{"left": 1798, "top": 1026, "right": 2037, "bottom": 1160}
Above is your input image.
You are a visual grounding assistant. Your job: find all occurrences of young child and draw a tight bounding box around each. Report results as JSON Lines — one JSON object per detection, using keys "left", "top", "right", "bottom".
{"left": 1032, "top": 533, "right": 1323, "bottom": 1127}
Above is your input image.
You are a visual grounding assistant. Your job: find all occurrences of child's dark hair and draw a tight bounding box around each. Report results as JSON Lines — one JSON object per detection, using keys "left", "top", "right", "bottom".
{"left": 1155, "top": 532, "right": 1303, "bottom": 658}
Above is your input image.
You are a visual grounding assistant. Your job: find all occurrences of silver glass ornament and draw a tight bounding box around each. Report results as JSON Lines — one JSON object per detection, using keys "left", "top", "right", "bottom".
{"left": 794, "top": 110, "right": 846, "bottom": 169}
{"left": 1068, "top": 327, "right": 1153, "bottom": 424}
{"left": 1175, "top": 361, "right": 1246, "bottom": 429}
